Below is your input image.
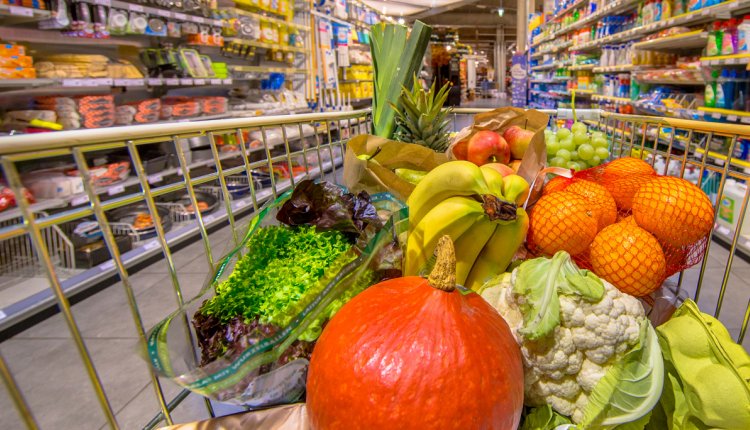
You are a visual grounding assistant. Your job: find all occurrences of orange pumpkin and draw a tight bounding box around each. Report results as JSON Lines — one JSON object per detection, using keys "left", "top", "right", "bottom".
{"left": 306, "top": 237, "right": 524, "bottom": 430}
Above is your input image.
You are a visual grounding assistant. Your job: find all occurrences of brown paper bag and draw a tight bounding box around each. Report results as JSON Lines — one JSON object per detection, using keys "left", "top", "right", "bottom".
{"left": 447, "top": 107, "right": 550, "bottom": 196}
{"left": 160, "top": 403, "right": 309, "bottom": 430}
{"left": 343, "top": 134, "right": 448, "bottom": 201}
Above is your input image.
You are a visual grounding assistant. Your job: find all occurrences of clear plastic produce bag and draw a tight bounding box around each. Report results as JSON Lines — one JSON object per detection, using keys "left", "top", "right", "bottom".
{"left": 145, "top": 186, "right": 407, "bottom": 407}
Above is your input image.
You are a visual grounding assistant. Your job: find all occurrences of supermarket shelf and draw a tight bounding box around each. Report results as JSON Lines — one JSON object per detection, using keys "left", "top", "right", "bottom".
{"left": 636, "top": 78, "right": 705, "bottom": 86}
{"left": 530, "top": 90, "right": 567, "bottom": 99}
{"left": 226, "top": 38, "right": 307, "bottom": 53}
{"left": 0, "top": 77, "right": 234, "bottom": 93}
{"left": 229, "top": 5, "right": 310, "bottom": 31}
{"left": 529, "top": 77, "right": 571, "bottom": 83}
{"left": 0, "top": 199, "right": 66, "bottom": 224}
{"left": 571, "top": 89, "right": 595, "bottom": 94}
{"left": 592, "top": 94, "right": 632, "bottom": 104}
{"left": 339, "top": 79, "right": 372, "bottom": 83}
{"left": 696, "top": 107, "right": 750, "bottom": 123}
{"left": 229, "top": 65, "right": 307, "bottom": 74}
{"left": 633, "top": 30, "right": 708, "bottom": 51}
{"left": 310, "top": 9, "right": 352, "bottom": 26}
{"left": 695, "top": 148, "right": 750, "bottom": 169}
{"left": 570, "top": 0, "right": 750, "bottom": 54}
{"left": 700, "top": 53, "right": 750, "bottom": 66}
{"left": 0, "top": 5, "right": 51, "bottom": 23}
{"left": 711, "top": 223, "right": 750, "bottom": 261}
{"left": 530, "top": 62, "right": 568, "bottom": 71}
{"left": 0, "top": 157, "right": 344, "bottom": 332}
{"left": 593, "top": 64, "right": 637, "bottom": 73}
{"left": 536, "top": 0, "right": 589, "bottom": 36}
{"left": 77, "top": 0, "right": 224, "bottom": 27}
{"left": 564, "top": 0, "right": 640, "bottom": 34}
{"left": 532, "top": 41, "right": 574, "bottom": 58}
{"left": 569, "top": 64, "right": 597, "bottom": 71}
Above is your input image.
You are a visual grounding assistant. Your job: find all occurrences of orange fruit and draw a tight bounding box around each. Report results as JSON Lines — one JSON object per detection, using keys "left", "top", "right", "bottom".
{"left": 605, "top": 175, "right": 656, "bottom": 211}
{"left": 528, "top": 191, "right": 598, "bottom": 256}
{"left": 600, "top": 158, "right": 656, "bottom": 211}
{"left": 619, "top": 215, "right": 638, "bottom": 226}
{"left": 590, "top": 223, "right": 666, "bottom": 297}
{"left": 543, "top": 176, "right": 572, "bottom": 195}
{"left": 632, "top": 176, "right": 715, "bottom": 248}
{"left": 566, "top": 180, "right": 617, "bottom": 231}
{"left": 601, "top": 157, "right": 656, "bottom": 182}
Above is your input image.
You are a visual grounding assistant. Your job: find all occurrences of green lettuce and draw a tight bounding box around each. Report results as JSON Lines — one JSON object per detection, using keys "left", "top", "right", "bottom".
{"left": 512, "top": 251, "right": 604, "bottom": 340}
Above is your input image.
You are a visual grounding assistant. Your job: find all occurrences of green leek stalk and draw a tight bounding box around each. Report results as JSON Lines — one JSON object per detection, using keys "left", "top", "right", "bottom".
{"left": 370, "top": 21, "right": 432, "bottom": 139}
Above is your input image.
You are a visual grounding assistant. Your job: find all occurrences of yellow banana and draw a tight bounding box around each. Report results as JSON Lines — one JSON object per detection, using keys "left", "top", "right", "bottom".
{"left": 502, "top": 174, "right": 531, "bottom": 206}
{"left": 407, "top": 161, "right": 490, "bottom": 229}
{"left": 405, "top": 197, "right": 484, "bottom": 276}
{"left": 479, "top": 165, "right": 506, "bottom": 199}
{"left": 465, "top": 207, "right": 530, "bottom": 291}
{"left": 454, "top": 219, "right": 497, "bottom": 286}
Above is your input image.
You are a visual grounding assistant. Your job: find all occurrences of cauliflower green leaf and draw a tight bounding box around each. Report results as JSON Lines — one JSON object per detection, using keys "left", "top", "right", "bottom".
{"left": 521, "top": 405, "right": 572, "bottom": 430}
{"left": 581, "top": 319, "right": 664, "bottom": 429}
{"left": 513, "top": 251, "right": 605, "bottom": 340}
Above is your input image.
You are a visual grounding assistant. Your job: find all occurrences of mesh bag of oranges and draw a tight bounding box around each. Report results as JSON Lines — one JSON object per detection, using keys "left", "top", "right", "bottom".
{"left": 528, "top": 157, "right": 714, "bottom": 298}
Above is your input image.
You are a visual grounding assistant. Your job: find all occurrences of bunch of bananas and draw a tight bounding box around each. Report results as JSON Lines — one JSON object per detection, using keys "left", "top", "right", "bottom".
{"left": 405, "top": 161, "right": 530, "bottom": 291}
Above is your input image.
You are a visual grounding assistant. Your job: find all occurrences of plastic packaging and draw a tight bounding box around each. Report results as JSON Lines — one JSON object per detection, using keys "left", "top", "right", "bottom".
{"left": 722, "top": 19, "right": 738, "bottom": 55}
{"left": 706, "top": 22, "right": 721, "bottom": 56}
{"left": 705, "top": 72, "right": 716, "bottom": 108}
{"left": 145, "top": 188, "right": 407, "bottom": 407}
{"left": 739, "top": 15, "right": 750, "bottom": 53}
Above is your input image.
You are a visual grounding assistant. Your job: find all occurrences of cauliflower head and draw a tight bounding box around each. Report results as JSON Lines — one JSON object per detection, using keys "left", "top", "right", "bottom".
{"left": 480, "top": 252, "right": 646, "bottom": 424}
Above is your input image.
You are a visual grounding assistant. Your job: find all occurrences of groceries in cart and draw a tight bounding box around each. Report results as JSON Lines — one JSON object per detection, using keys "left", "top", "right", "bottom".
{"left": 147, "top": 180, "right": 406, "bottom": 406}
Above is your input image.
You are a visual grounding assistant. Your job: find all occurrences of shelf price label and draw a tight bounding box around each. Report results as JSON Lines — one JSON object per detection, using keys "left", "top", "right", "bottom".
{"left": 147, "top": 78, "right": 162, "bottom": 86}
{"left": 108, "top": 184, "right": 125, "bottom": 196}
{"left": 193, "top": 79, "right": 206, "bottom": 85}
{"left": 113, "top": 79, "right": 144, "bottom": 87}
{"left": 716, "top": 225, "right": 731, "bottom": 237}
{"left": 71, "top": 194, "right": 90, "bottom": 206}
{"left": 99, "top": 260, "right": 116, "bottom": 272}
{"left": 62, "top": 79, "right": 85, "bottom": 87}
{"left": 174, "top": 12, "right": 187, "bottom": 21}
{"left": 180, "top": 78, "right": 193, "bottom": 85}
{"left": 143, "top": 240, "right": 160, "bottom": 251}
{"left": 128, "top": 4, "right": 144, "bottom": 12}
{"left": 209, "top": 79, "right": 221, "bottom": 85}
{"left": 165, "top": 78, "right": 180, "bottom": 86}
{"left": 147, "top": 173, "right": 163, "bottom": 184}
{"left": 9, "top": 6, "right": 34, "bottom": 16}
{"left": 727, "top": 115, "right": 739, "bottom": 122}
{"left": 94, "top": 0, "right": 111, "bottom": 6}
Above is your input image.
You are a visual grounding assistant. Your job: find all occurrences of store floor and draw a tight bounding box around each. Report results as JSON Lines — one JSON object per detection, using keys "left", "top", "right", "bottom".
{"left": 2, "top": 172, "right": 750, "bottom": 430}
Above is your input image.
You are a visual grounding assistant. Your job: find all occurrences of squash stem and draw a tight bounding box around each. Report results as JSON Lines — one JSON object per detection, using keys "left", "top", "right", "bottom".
{"left": 428, "top": 236, "right": 457, "bottom": 292}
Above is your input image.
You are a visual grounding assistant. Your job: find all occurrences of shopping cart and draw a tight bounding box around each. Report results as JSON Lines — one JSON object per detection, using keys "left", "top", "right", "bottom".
{"left": 0, "top": 108, "right": 748, "bottom": 429}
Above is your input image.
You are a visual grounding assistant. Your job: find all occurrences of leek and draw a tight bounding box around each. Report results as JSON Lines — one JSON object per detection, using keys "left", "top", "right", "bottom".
{"left": 370, "top": 21, "right": 432, "bottom": 139}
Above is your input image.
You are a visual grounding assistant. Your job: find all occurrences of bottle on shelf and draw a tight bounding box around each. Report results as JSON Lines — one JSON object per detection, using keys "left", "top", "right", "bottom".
{"left": 738, "top": 15, "right": 750, "bottom": 53}
{"left": 706, "top": 22, "right": 721, "bottom": 57}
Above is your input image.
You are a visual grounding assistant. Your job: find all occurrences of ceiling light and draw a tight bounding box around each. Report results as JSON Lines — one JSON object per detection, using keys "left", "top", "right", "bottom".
{"left": 446, "top": 45, "right": 452, "bottom": 51}
{"left": 398, "top": 17, "right": 405, "bottom": 25}
{"left": 497, "top": 8, "right": 504, "bottom": 17}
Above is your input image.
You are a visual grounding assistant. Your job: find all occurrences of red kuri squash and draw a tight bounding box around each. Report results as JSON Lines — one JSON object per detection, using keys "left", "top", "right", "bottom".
{"left": 307, "top": 236, "right": 524, "bottom": 430}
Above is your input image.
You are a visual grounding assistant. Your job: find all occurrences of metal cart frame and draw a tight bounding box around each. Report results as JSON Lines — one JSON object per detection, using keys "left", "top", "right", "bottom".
{"left": 1, "top": 108, "right": 749, "bottom": 429}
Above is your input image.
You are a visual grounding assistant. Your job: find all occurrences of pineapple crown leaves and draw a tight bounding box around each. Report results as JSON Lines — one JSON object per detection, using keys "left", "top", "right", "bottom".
{"left": 390, "top": 76, "right": 453, "bottom": 152}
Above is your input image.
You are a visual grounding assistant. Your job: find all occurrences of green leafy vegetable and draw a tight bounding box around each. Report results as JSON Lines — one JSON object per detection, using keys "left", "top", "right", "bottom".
{"left": 521, "top": 405, "right": 572, "bottom": 430}
{"left": 370, "top": 21, "right": 432, "bottom": 139}
{"left": 581, "top": 320, "right": 664, "bottom": 429}
{"left": 512, "top": 251, "right": 604, "bottom": 340}
{"left": 199, "top": 225, "right": 352, "bottom": 325}
{"left": 647, "top": 299, "right": 750, "bottom": 429}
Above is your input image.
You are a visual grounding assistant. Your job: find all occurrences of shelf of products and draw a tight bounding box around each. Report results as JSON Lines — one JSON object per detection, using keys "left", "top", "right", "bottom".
{"left": 633, "top": 30, "right": 709, "bottom": 51}
{"left": 592, "top": 94, "right": 632, "bottom": 104}
{"left": 0, "top": 155, "right": 344, "bottom": 331}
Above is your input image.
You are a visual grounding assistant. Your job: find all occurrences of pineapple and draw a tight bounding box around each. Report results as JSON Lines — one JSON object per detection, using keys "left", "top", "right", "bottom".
{"left": 391, "top": 79, "right": 452, "bottom": 152}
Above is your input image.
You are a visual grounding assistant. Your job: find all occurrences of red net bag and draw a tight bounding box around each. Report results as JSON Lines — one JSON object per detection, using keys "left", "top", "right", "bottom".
{"left": 529, "top": 157, "right": 713, "bottom": 297}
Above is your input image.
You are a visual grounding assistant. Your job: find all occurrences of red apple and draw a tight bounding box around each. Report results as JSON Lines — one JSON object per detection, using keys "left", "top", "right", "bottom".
{"left": 452, "top": 139, "right": 469, "bottom": 160}
{"left": 483, "top": 162, "right": 515, "bottom": 177}
{"left": 466, "top": 130, "right": 510, "bottom": 166}
{"left": 503, "top": 125, "right": 535, "bottom": 160}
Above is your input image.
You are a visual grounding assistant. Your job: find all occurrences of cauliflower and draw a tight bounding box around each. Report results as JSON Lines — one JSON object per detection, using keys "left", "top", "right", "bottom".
{"left": 480, "top": 251, "right": 647, "bottom": 425}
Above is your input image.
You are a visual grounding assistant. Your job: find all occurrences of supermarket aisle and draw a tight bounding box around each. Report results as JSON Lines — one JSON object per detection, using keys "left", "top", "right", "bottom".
{"left": 1, "top": 185, "right": 749, "bottom": 429}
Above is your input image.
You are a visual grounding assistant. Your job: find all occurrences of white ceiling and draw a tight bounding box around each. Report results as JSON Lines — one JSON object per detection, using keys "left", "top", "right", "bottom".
{"left": 362, "top": 0, "right": 467, "bottom": 17}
